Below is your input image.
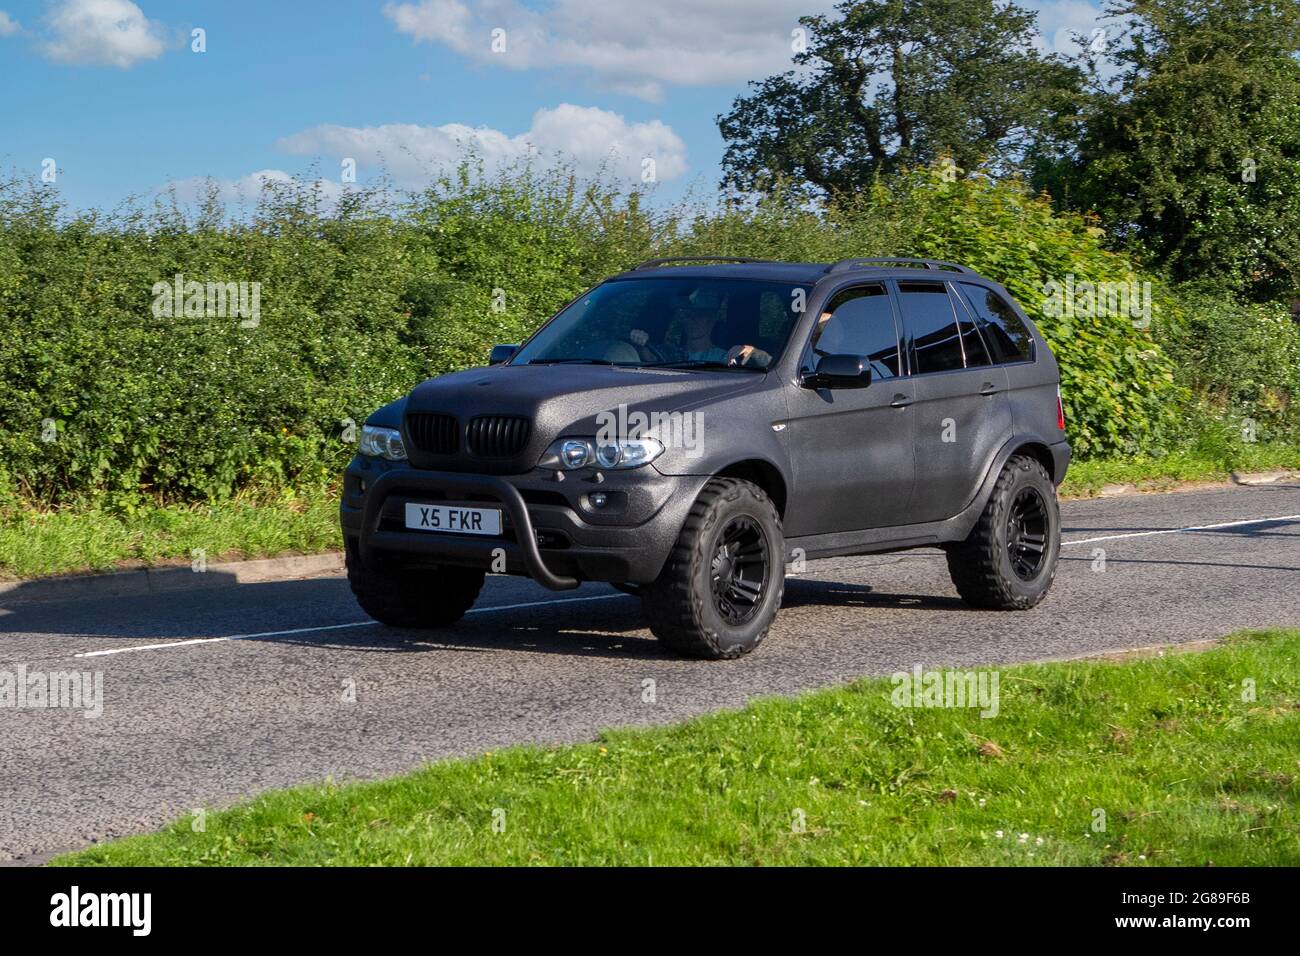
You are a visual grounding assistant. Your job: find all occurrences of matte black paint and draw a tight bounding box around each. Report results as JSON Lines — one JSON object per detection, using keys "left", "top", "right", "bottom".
{"left": 342, "top": 262, "right": 1070, "bottom": 588}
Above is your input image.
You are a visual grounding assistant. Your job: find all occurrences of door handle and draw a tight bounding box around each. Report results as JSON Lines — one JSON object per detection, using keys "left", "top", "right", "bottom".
{"left": 979, "top": 382, "right": 999, "bottom": 396}
{"left": 890, "top": 393, "right": 913, "bottom": 408}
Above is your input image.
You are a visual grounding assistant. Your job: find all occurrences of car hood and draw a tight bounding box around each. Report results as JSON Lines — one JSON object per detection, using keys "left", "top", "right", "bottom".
{"left": 399, "top": 362, "right": 763, "bottom": 473}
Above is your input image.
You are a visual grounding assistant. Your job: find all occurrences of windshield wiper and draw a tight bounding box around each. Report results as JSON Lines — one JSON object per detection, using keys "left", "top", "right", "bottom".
{"left": 527, "top": 357, "right": 615, "bottom": 365}
{"left": 642, "top": 360, "right": 765, "bottom": 371}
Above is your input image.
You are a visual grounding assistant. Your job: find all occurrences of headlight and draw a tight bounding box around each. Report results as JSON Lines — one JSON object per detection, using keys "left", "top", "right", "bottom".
{"left": 358, "top": 424, "right": 407, "bottom": 461}
{"left": 561, "top": 439, "right": 591, "bottom": 469}
{"left": 538, "top": 437, "right": 664, "bottom": 470}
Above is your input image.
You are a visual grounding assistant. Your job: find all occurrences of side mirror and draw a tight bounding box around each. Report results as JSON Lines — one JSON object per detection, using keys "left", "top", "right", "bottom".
{"left": 803, "top": 354, "right": 873, "bottom": 389}
{"left": 489, "top": 343, "right": 519, "bottom": 365}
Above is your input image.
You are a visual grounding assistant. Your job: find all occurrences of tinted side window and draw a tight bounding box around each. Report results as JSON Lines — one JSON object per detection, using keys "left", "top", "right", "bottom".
{"left": 897, "top": 282, "right": 965, "bottom": 373}
{"left": 810, "top": 284, "right": 901, "bottom": 379}
{"left": 952, "top": 286, "right": 993, "bottom": 367}
{"left": 958, "top": 283, "right": 1034, "bottom": 362}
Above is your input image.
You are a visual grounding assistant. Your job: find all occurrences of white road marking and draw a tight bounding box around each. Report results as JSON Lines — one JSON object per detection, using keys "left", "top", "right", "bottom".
{"left": 1061, "top": 513, "right": 1300, "bottom": 547}
{"left": 465, "top": 593, "right": 626, "bottom": 615}
{"left": 73, "top": 622, "right": 378, "bottom": 659}
{"left": 68, "top": 512, "right": 1300, "bottom": 660}
{"left": 72, "top": 592, "right": 627, "bottom": 659}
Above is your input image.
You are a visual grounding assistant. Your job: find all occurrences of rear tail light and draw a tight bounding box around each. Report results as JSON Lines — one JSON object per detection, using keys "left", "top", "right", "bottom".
{"left": 1056, "top": 387, "right": 1066, "bottom": 432}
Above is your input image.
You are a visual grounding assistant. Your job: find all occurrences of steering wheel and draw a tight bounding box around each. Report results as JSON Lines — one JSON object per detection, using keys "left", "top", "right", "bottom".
{"left": 633, "top": 338, "right": 669, "bottom": 363}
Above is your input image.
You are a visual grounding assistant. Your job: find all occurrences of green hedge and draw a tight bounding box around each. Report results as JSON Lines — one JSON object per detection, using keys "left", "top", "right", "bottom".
{"left": 1160, "top": 285, "right": 1300, "bottom": 446}
{"left": 0, "top": 165, "right": 1290, "bottom": 509}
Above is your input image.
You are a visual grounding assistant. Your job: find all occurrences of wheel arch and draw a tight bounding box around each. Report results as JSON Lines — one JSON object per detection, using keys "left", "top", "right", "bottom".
{"left": 714, "top": 458, "right": 789, "bottom": 519}
{"left": 953, "top": 433, "right": 1061, "bottom": 538}
{"left": 1007, "top": 440, "right": 1057, "bottom": 483}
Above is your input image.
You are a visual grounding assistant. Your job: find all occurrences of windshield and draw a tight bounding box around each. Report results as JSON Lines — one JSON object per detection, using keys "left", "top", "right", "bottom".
{"left": 511, "top": 276, "right": 813, "bottom": 370}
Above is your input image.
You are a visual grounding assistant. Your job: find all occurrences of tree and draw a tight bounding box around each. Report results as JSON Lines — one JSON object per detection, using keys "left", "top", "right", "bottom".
{"left": 1049, "top": 0, "right": 1300, "bottom": 301}
{"left": 717, "top": 0, "right": 1085, "bottom": 199}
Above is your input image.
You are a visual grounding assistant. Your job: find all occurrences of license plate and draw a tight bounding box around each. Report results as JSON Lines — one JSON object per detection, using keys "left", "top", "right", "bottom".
{"left": 404, "top": 503, "right": 502, "bottom": 536}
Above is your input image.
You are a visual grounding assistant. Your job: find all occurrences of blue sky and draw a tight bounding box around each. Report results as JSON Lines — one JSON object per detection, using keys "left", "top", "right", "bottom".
{"left": 0, "top": 0, "right": 1109, "bottom": 212}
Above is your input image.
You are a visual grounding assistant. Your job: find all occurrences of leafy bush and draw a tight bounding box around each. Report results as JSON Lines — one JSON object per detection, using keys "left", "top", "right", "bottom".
{"left": 0, "top": 164, "right": 1286, "bottom": 509}
{"left": 1159, "top": 285, "right": 1300, "bottom": 445}
{"left": 0, "top": 179, "right": 422, "bottom": 506}
{"left": 0, "top": 167, "right": 666, "bottom": 508}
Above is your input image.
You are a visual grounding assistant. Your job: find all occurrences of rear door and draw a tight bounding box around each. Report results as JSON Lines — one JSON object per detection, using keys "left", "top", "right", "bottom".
{"left": 954, "top": 281, "right": 1059, "bottom": 444}
{"left": 782, "top": 282, "right": 916, "bottom": 536}
{"left": 894, "top": 279, "right": 1011, "bottom": 523}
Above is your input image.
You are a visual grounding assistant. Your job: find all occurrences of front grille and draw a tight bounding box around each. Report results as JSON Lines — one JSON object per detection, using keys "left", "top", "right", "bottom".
{"left": 406, "top": 413, "right": 459, "bottom": 455}
{"left": 467, "top": 416, "right": 531, "bottom": 459}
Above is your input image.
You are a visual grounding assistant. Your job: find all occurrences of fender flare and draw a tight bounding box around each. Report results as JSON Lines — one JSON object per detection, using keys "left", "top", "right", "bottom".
{"left": 961, "top": 432, "right": 1064, "bottom": 526}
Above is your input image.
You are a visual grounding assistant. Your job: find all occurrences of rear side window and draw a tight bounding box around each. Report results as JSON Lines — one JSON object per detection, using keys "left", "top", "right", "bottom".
{"left": 957, "top": 283, "right": 1034, "bottom": 363}
{"left": 897, "top": 282, "right": 965, "bottom": 373}
{"left": 809, "top": 283, "right": 902, "bottom": 379}
{"left": 952, "top": 285, "right": 993, "bottom": 368}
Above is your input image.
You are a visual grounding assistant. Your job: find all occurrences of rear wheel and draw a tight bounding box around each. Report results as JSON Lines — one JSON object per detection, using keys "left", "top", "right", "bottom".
{"left": 945, "top": 454, "right": 1060, "bottom": 610}
{"left": 642, "top": 478, "right": 784, "bottom": 659}
{"left": 345, "top": 543, "right": 485, "bottom": 627}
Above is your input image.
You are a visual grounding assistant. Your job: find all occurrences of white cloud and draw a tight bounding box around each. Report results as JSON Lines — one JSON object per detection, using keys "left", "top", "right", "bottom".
{"left": 1028, "top": 0, "right": 1124, "bottom": 82}
{"left": 1028, "top": 0, "right": 1109, "bottom": 55}
{"left": 275, "top": 103, "right": 689, "bottom": 187}
{"left": 383, "top": 0, "right": 474, "bottom": 46}
{"left": 0, "top": 11, "right": 20, "bottom": 36}
{"left": 40, "top": 0, "right": 167, "bottom": 67}
{"left": 382, "top": 0, "right": 835, "bottom": 100}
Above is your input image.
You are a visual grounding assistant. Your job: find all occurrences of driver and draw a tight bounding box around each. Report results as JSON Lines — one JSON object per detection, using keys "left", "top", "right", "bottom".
{"left": 631, "top": 308, "right": 771, "bottom": 367}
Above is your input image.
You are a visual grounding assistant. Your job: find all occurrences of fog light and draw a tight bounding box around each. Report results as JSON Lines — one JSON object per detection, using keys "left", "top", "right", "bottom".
{"left": 589, "top": 492, "right": 608, "bottom": 508}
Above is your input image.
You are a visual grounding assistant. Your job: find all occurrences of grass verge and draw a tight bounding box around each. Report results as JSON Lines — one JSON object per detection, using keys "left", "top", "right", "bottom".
{"left": 1059, "top": 441, "right": 1298, "bottom": 497}
{"left": 56, "top": 629, "right": 1300, "bottom": 866}
{"left": 0, "top": 492, "right": 339, "bottom": 580}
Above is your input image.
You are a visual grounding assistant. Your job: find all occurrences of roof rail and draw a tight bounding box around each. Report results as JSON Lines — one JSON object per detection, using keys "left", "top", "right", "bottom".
{"left": 823, "top": 257, "right": 973, "bottom": 276}
{"left": 632, "top": 256, "right": 778, "bottom": 271}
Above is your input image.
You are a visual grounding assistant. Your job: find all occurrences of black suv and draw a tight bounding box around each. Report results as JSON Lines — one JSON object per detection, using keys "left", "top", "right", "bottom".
{"left": 341, "top": 257, "right": 1070, "bottom": 659}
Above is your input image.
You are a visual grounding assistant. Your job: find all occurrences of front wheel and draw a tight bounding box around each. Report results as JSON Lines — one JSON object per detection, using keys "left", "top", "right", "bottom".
{"left": 346, "top": 543, "right": 485, "bottom": 628}
{"left": 642, "top": 478, "right": 785, "bottom": 659}
{"left": 945, "top": 454, "right": 1060, "bottom": 610}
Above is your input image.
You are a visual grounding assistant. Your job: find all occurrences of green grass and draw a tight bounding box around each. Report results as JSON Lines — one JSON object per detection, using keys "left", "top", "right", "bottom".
{"left": 56, "top": 630, "right": 1300, "bottom": 866}
{"left": 0, "top": 492, "right": 339, "bottom": 580}
{"left": 1059, "top": 441, "right": 1299, "bottom": 497}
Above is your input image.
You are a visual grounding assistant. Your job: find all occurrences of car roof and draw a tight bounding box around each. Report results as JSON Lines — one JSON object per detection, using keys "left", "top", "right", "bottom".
{"left": 610, "top": 262, "right": 830, "bottom": 283}
{"left": 610, "top": 259, "right": 990, "bottom": 286}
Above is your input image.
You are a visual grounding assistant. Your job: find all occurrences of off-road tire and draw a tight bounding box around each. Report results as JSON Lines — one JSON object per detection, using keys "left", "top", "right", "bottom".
{"left": 642, "top": 478, "right": 784, "bottom": 659}
{"left": 345, "top": 543, "right": 485, "bottom": 628}
{"left": 945, "top": 454, "right": 1060, "bottom": 610}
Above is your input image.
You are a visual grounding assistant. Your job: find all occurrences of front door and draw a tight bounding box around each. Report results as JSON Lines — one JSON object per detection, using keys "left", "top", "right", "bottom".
{"left": 782, "top": 282, "right": 916, "bottom": 537}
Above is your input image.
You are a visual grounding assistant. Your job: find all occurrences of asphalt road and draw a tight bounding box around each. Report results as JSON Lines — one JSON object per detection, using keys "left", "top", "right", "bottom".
{"left": 1, "top": 483, "right": 1297, "bottom": 862}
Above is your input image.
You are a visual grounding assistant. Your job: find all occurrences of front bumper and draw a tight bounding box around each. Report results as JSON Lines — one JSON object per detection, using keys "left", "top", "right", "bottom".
{"left": 340, "top": 458, "right": 707, "bottom": 590}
